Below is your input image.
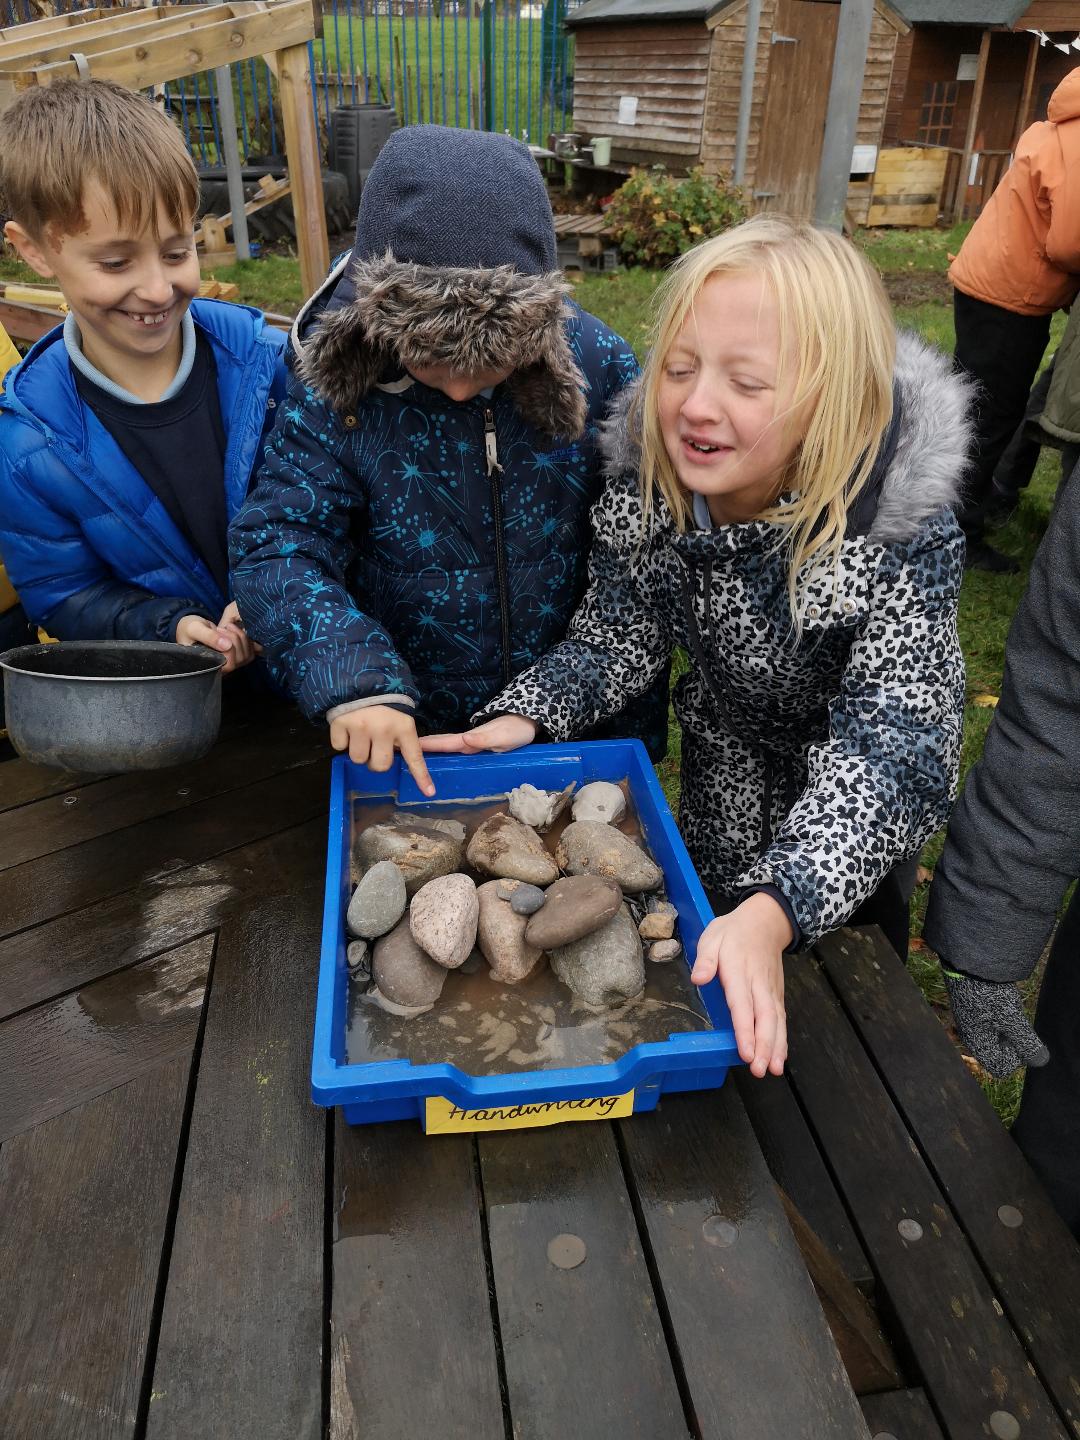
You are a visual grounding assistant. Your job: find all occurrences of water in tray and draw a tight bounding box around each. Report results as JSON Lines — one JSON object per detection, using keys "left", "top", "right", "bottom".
{"left": 345, "top": 791, "right": 710, "bottom": 1077}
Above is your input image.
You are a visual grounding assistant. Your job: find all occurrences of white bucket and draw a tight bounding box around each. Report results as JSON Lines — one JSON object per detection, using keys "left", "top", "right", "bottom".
{"left": 591, "top": 136, "right": 612, "bottom": 167}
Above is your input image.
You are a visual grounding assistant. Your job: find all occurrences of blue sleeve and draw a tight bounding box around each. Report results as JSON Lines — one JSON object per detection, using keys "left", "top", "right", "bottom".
{"left": 0, "top": 444, "right": 212, "bottom": 642}
{"left": 228, "top": 375, "right": 420, "bottom": 721}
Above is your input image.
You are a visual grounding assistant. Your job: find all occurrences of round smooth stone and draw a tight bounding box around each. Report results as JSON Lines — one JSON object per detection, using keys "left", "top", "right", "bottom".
{"left": 555, "top": 820, "right": 663, "bottom": 895}
{"left": 571, "top": 780, "right": 626, "bottom": 825}
{"left": 372, "top": 917, "right": 448, "bottom": 1008}
{"left": 347, "top": 859, "right": 407, "bottom": 939}
{"left": 649, "top": 939, "right": 682, "bottom": 963}
{"left": 525, "top": 875, "right": 623, "bottom": 950}
{"left": 410, "top": 873, "right": 479, "bottom": 969}
{"left": 510, "top": 883, "right": 546, "bottom": 916}
{"left": 466, "top": 813, "right": 560, "bottom": 886}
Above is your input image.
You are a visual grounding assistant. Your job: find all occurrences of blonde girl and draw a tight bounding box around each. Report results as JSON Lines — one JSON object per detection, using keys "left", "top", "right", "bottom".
{"left": 425, "top": 216, "right": 969, "bottom": 1080}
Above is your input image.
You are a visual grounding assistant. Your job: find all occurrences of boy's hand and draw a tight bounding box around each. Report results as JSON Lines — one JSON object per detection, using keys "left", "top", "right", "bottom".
{"left": 691, "top": 893, "right": 791, "bottom": 1079}
{"left": 421, "top": 715, "right": 537, "bottom": 754}
{"left": 329, "top": 705, "right": 436, "bottom": 797}
{"left": 175, "top": 602, "right": 261, "bottom": 674}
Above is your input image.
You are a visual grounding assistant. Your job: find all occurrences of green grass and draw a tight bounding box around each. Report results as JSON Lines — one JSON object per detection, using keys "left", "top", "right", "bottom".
{"left": 316, "top": 14, "right": 573, "bottom": 142}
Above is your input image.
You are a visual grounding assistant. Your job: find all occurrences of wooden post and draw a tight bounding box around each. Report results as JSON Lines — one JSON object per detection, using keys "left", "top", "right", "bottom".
{"left": 1015, "top": 30, "right": 1039, "bottom": 146}
{"left": 952, "top": 27, "right": 991, "bottom": 225}
{"left": 276, "top": 41, "right": 329, "bottom": 299}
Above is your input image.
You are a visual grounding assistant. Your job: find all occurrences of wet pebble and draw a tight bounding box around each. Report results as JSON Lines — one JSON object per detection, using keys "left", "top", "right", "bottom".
{"left": 466, "top": 812, "right": 560, "bottom": 886}
{"left": 372, "top": 916, "right": 448, "bottom": 1008}
{"left": 347, "top": 859, "right": 407, "bottom": 939}
{"left": 477, "top": 880, "right": 545, "bottom": 984}
{"left": 550, "top": 907, "right": 645, "bottom": 1006}
{"left": 649, "top": 939, "right": 683, "bottom": 963}
{"left": 639, "top": 908, "right": 676, "bottom": 942}
{"left": 525, "top": 874, "right": 622, "bottom": 950}
{"left": 556, "top": 820, "right": 663, "bottom": 894}
{"left": 410, "top": 873, "right": 479, "bottom": 969}
{"left": 358, "top": 820, "right": 464, "bottom": 896}
{"left": 571, "top": 781, "right": 626, "bottom": 826}
{"left": 508, "top": 782, "right": 574, "bottom": 831}
{"left": 510, "top": 883, "right": 546, "bottom": 916}
{"left": 346, "top": 939, "right": 371, "bottom": 980}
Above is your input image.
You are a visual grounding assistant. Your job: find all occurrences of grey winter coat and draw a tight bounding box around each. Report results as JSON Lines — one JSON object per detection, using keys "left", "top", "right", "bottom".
{"left": 925, "top": 459, "right": 1080, "bottom": 980}
{"left": 478, "top": 332, "right": 969, "bottom": 946}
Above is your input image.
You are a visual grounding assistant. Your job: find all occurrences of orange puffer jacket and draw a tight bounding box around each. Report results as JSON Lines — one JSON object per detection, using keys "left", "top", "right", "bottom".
{"left": 950, "top": 67, "right": 1080, "bottom": 316}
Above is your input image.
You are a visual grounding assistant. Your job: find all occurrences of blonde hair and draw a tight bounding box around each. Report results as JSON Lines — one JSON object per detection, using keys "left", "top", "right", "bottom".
{"left": 633, "top": 215, "right": 895, "bottom": 622}
{"left": 0, "top": 79, "right": 198, "bottom": 241}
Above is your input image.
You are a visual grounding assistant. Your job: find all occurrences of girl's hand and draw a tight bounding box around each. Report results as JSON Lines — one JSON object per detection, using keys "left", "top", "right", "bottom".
{"left": 691, "top": 893, "right": 792, "bottom": 1078}
{"left": 329, "top": 705, "right": 436, "bottom": 797}
{"left": 175, "top": 603, "right": 260, "bottom": 674}
{"left": 421, "top": 715, "right": 537, "bottom": 754}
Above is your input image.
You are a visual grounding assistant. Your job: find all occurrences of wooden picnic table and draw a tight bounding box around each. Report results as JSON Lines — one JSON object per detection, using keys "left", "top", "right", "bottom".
{"left": 1, "top": 699, "right": 1078, "bottom": 1440}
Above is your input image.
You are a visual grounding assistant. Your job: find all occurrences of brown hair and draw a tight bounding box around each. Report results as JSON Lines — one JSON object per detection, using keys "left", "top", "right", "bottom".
{"left": 0, "top": 78, "right": 198, "bottom": 240}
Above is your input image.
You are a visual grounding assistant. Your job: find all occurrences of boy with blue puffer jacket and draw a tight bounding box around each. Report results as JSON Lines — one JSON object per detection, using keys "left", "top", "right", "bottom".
{"left": 229, "top": 124, "right": 669, "bottom": 793}
{"left": 0, "top": 79, "right": 286, "bottom": 674}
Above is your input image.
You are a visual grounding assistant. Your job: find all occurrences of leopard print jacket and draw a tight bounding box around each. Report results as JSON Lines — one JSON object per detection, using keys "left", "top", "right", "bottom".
{"left": 475, "top": 332, "right": 970, "bottom": 946}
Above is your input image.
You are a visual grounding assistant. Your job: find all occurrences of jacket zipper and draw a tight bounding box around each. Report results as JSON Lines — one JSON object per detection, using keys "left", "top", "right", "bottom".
{"left": 484, "top": 407, "right": 512, "bottom": 683}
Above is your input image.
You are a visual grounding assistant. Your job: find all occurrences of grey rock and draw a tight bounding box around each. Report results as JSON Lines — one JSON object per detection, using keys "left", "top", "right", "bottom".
{"left": 410, "top": 873, "right": 479, "bottom": 969}
{"left": 649, "top": 939, "right": 683, "bottom": 963}
{"left": 346, "top": 939, "right": 371, "bottom": 981}
{"left": 525, "top": 874, "right": 622, "bottom": 950}
{"left": 508, "top": 782, "right": 574, "bottom": 831}
{"left": 510, "top": 883, "right": 546, "bottom": 916}
{"left": 496, "top": 878, "right": 520, "bottom": 901}
{"left": 390, "top": 809, "right": 466, "bottom": 843}
{"left": 347, "top": 859, "right": 408, "bottom": 939}
{"left": 466, "top": 812, "right": 560, "bottom": 886}
{"left": 366, "top": 986, "right": 435, "bottom": 1019}
{"left": 639, "top": 910, "right": 675, "bottom": 942}
{"left": 358, "top": 819, "right": 464, "bottom": 896}
{"left": 571, "top": 780, "right": 627, "bottom": 826}
{"left": 372, "top": 917, "right": 448, "bottom": 1008}
{"left": 555, "top": 820, "right": 663, "bottom": 894}
{"left": 459, "top": 946, "right": 485, "bottom": 975}
{"left": 476, "top": 880, "right": 545, "bottom": 984}
{"left": 550, "top": 907, "right": 645, "bottom": 1006}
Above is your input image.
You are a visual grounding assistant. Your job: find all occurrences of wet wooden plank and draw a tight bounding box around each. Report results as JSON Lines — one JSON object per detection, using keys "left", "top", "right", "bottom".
{"left": 479, "top": 1121, "right": 687, "bottom": 1440}
{"left": 619, "top": 1087, "right": 872, "bottom": 1439}
{"left": 146, "top": 887, "right": 327, "bottom": 1440}
{"left": 861, "top": 1387, "right": 945, "bottom": 1440}
{"left": 0, "top": 759, "right": 106, "bottom": 814}
{"left": 819, "top": 927, "right": 1080, "bottom": 1440}
{"left": 734, "top": 1066, "right": 875, "bottom": 1293}
{"left": 0, "top": 757, "right": 328, "bottom": 938}
{"left": 331, "top": 1123, "right": 504, "bottom": 1440}
{"left": 0, "top": 1055, "right": 191, "bottom": 1440}
{"left": 786, "top": 955, "right": 1070, "bottom": 1440}
{"left": 0, "top": 936, "right": 211, "bottom": 1141}
{"left": 0, "top": 816, "right": 326, "bottom": 1020}
{"left": 0, "top": 717, "right": 324, "bottom": 872}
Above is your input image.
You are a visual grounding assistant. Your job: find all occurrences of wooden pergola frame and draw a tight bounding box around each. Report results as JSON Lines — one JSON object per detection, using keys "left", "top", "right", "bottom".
{"left": 0, "top": 1, "right": 330, "bottom": 296}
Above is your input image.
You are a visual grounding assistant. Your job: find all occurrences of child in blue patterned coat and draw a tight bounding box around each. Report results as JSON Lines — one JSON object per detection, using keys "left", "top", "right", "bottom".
{"left": 229, "top": 125, "right": 668, "bottom": 791}
{"left": 426, "top": 217, "right": 969, "bottom": 1081}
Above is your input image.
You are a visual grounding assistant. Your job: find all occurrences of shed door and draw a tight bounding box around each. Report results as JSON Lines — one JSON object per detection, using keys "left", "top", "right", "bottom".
{"left": 754, "top": 0, "right": 839, "bottom": 219}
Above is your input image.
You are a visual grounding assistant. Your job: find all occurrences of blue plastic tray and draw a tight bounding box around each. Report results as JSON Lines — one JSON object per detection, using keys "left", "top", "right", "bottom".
{"left": 312, "top": 740, "right": 740, "bottom": 1128}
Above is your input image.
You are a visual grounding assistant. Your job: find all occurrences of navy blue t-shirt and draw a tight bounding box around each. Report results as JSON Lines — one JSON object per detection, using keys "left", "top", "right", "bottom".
{"left": 74, "top": 331, "right": 230, "bottom": 598}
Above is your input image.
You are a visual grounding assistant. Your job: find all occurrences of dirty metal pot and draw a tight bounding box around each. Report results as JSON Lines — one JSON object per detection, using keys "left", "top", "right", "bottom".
{"left": 0, "top": 641, "right": 226, "bottom": 772}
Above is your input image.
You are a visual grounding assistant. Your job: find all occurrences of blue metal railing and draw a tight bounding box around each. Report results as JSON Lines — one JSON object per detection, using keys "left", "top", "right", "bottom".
{"left": 0, "top": 0, "right": 581, "bottom": 168}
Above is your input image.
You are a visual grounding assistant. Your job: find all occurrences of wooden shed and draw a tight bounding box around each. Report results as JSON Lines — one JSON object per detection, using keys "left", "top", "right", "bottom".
{"left": 566, "top": 0, "right": 909, "bottom": 219}
{"left": 882, "top": 1, "right": 1080, "bottom": 219}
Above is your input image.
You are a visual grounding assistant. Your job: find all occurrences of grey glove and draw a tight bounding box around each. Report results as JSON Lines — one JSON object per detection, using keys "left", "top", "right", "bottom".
{"left": 942, "top": 968, "right": 1050, "bottom": 1077}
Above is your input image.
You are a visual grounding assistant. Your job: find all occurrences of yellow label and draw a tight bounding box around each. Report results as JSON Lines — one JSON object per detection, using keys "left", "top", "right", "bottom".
{"left": 424, "top": 1090, "right": 635, "bottom": 1135}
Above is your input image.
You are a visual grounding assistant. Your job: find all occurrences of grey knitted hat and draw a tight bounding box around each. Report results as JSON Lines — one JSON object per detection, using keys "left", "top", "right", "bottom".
{"left": 298, "top": 125, "right": 588, "bottom": 439}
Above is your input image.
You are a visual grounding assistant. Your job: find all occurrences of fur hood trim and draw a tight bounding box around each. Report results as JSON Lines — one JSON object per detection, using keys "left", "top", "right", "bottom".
{"left": 596, "top": 330, "right": 973, "bottom": 544}
{"left": 294, "top": 251, "right": 589, "bottom": 440}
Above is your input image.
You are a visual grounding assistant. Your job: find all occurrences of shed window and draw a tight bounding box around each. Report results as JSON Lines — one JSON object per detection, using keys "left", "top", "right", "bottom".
{"left": 918, "top": 81, "right": 958, "bottom": 146}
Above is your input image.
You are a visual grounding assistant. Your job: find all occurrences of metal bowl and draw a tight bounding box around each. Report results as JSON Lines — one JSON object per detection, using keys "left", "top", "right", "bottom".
{"left": 0, "top": 641, "right": 226, "bottom": 772}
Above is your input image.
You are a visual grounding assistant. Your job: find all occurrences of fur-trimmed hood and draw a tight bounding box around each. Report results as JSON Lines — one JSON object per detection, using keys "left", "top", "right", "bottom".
{"left": 292, "top": 251, "right": 589, "bottom": 440}
{"left": 596, "top": 330, "right": 972, "bottom": 544}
